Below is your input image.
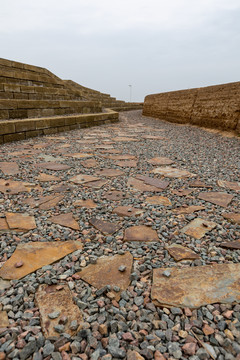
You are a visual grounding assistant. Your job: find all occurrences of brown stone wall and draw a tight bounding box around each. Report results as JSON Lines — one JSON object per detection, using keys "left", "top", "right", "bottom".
{"left": 143, "top": 82, "right": 240, "bottom": 133}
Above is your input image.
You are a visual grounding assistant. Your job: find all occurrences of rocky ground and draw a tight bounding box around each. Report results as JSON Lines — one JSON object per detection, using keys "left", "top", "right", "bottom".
{"left": 0, "top": 110, "right": 239, "bottom": 360}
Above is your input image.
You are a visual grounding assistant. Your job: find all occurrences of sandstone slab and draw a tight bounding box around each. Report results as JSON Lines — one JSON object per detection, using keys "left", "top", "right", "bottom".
{"left": 0, "top": 179, "right": 30, "bottom": 194}
{"left": 222, "top": 212, "right": 240, "bottom": 224}
{"left": 136, "top": 175, "right": 169, "bottom": 190}
{"left": 173, "top": 205, "right": 205, "bottom": 215}
{"left": 73, "top": 199, "right": 97, "bottom": 209}
{"left": 0, "top": 161, "right": 19, "bottom": 175}
{"left": 189, "top": 180, "right": 212, "bottom": 188}
{"left": 198, "top": 192, "right": 233, "bottom": 207}
{"left": 148, "top": 157, "right": 174, "bottom": 166}
{"left": 220, "top": 240, "right": 240, "bottom": 250}
{"left": 49, "top": 213, "right": 80, "bottom": 230}
{"left": 81, "top": 159, "right": 98, "bottom": 168}
{"left": 181, "top": 218, "right": 217, "bottom": 239}
{"left": 103, "top": 190, "right": 127, "bottom": 201}
{"left": 69, "top": 174, "right": 101, "bottom": 185}
{"left": 84, "top": 179, "right": 108, "bottom": 189}
{"left": 152, "top": 166, "right": 196, "bottom": 178}
{"left": 217, "top": 180, "right": 240, "bottom": 192}
{"left": 23, "top": 194, "right": 64, "bottom": 210}
{"left": 127, "top": 177, "right": 164, "bottom": 193}
{"left": 36, "top": 162, "right": 71, "bottom": 171}
{"left": 124, "top": 225, "right": 159, "bottom": 242}
{"left": 152, "top": 263, "right": 240, "bottom": 308}
{"left": 112, "top": 206, "right": 144, "bottom": 217}
{"left": 167, "top": 244, "right": 200, "bottom": 261}
{"left": 95, "top": 168, "right": 124, "bottom": 177}
{"left": 172, "top": 189, "right": 194, "bottom": 196}
{"left": 35, "top": 284, "right": 83, "bottom": 338}
{"left": 0, "top": 241, "right": 82, "bottom": 280}
{"left": 6, "top": 212, "right": 36, "bottom": 231}
{"left": 36, "top": 173, "right": 61, "bottom": 182}
{"left": 115, "top": 160, "right": 138, "bottom": 167}
{"left": 64, "top": 153, "right": 93, "bottom": 159}
{"left": 89, "top": 217, "right": 121, "bottom": 235}
{"left": 0, "top": 311, "right": 9, "bottom": 327}
{"left": 146, "top": 196, "right": 172, "bottom": 206}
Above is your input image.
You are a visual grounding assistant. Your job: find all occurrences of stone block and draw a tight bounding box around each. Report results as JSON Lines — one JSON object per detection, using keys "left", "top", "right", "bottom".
{"left": 49, "top": 117, "right": 65, "bottom": 127}
{"left": 4, "top": 132, "right": 26, "bottom": 143}
{"left": 9, "top": 109, "right": 28, "bottom": 119}
{"left": 0, "top": 121, "right": 15, "bottom": 135}
{"left": 15, "top": 120, "right": 36, "bottom": 132}
{"left": 25, "top": 129, "right": 43, "bottom": 138}
{"left": 43, "top": 127, "right": 59, "bottom": 135}
{"left": 0, "top": 99, "right": 18, "bottom": 109}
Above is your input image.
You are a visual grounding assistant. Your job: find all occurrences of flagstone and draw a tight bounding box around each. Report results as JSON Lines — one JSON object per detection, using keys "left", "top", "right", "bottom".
{"left": 217, "top": 180, "right": 240, "bottom": 192}
{"left": 115, "top": 160, "right": 138, "bottom": 168}
{"left": 49, "top": 183, "right": 75, "bottom": 193}
{"left": 105, "top": 154, "right": 136, "bottom": 160}
{"left": 73, "top": 199, "right": 97, "bottom": 208}
{"left": 0, "top": 241, "right": 82, "bottom": 280}
{"left": 222, "top": 212, "right": 240, "bottom": 225}
{"left": 127, "top": 177, "right": 163, "bottom": 193}
{"left": 49, "top": 213, "right": 80, "bottom": 230}
{"left": 95, "top": 145, "right": 114, "bottom": 149}
{"left": 173, "top": 205, "right": 205, "bottom": 215}
{"left": 198, "top": 192, "right": 233, "bottom": 207}
{"left": 84, "top": 179, "right": 109, "bottom": 189}
{"left": 99, "top": 149, "right": 121, "bottom": 154}
{"left": 0, "top": 179, "right": 31, "bottom": 194}
{"left": 142, "top": 135, "right": 166, "bottom": 140}
{"left": 124, "top": 225, "right": 159, "bottom": 242}
{"left": 103, "top": 190, "right": 127, "bottom": 201}
{"left": 64, "top": 153, "right": 93, "bottom": 159}
{"left": 152, "top": 167, "right": 196, "bottom": 178}
{"left": 76, "top": 252, "right": 133, "bottom": 301}
{"left": 81, "top": 159, "right": 98, "bottom": 168}
{"left": 112, "top": 137, "right": 138, "bottom": 142}
{"left": 6, "top": 212, "right": 36, "bottom": 231}
{"left": 172, "top": 189, "right": 194, "bottom": 196}
{"left": 0, "top": 311, "right": 9, "bottom": 327}
{"left": 0, "top": 217, "right": 10, "bottom": 232}
{"left": 152, "top": 263, "right": 240, "bottom": 308}
{"left": 112, "top": 206, "right": 144, "bottom": 217}
{"left": 38, "top": 154, "right": 63, "bottom": 162}
{"left": 181, "top": 218, "right": 217, "bottom": 239}
{"left": 220, "top": 240, "right": 240, "bottom": 250}
{"left": 69, "top": 174, "right": 101, "bottom": 185}
{"left": 89, "top": 217, "right": 121, "bottom": 235}
{"left": 95, "top": 168, "right": 124, "bottom": 177}
{"left": 189, "top": 180, "right": 212, "bottom": 188}
{"left": 35, "top": 162, "right": 71, "bottom": 171}
{"left": 36, "top": 173, "right": 61, "bottom": 182}
{"left": 145, "top": 196, "right": 172, "bottom": 206}
{"left": 136, "top": 175, "right": 169, "bottom": 190}
{"left": 147, "top": 157, "right": 174, "bottom": 166}
{"left": 166, "top": 244, "right": 200, "bottom": 261}
{"left": 0, "top": 162, "right": 19, "bottom": 175}
{"left": 23, "top": 195, "right": 64, "bottom": 210}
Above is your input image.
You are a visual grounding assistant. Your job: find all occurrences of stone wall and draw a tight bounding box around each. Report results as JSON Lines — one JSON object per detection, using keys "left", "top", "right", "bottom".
{"left": 143, "top": 82, "right": 240, "bottom": 134}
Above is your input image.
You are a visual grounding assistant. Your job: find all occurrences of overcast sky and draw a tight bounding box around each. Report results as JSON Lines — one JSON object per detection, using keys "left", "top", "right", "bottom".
{"left": 1, "top": 0, "right": 239, "bottom": 102}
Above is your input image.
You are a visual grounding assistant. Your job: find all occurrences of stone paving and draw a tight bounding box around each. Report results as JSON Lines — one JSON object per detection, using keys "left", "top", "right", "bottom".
{"left": 0, "top": 110, "right": 239, "bottom": 359}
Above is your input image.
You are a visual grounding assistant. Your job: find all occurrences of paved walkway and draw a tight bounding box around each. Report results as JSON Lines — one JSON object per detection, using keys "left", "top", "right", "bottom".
{"left": 0, "top": 110, "right": 239, "bottom": 359}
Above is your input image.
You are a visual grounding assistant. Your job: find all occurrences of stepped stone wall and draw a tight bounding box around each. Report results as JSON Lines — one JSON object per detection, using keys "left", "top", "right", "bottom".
{"left": 143, "top": 82, "right": 240, "bottom": 134}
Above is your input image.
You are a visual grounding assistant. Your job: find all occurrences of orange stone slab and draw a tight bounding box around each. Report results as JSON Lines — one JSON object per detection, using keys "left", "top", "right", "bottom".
{"left": 81, "top": 159, "right": 98, "bottom": 168}
{"left": 142, "top": 135, "right": 166, "bottom": 140}
{"left": 173, "top": 205, "right": 205, "bottom": 215}
{"left": 222, "top": 212, "right": 240, "bottom": 225}
{"left": 49, "top": 213, "right": 80, "bottom": 230}
{"left": 69, "top": 174, "right": 101, "bottom": 185}
{"left": 167, "top": 244, "right": 200, "bottom": 261}
{"left": 6, "top": 212, "right": 36, "bottom": 231}
{"left": 146, "top": 196, "right": 172, "bottom": 206}
{"left": 115, "top": 160, "right": 137, "bottom": 168}
{"left": 23, "top": 195, "right": 64, "bottom": 210}
{"left": 124, "top": 225, "right": 159, "bottom": 242}
{"left": 189, "top": 180, "right": 212, "bottom": 188}
{"left": 0, "top": 162, "right": 19, "bottom": 175}
{"left": 39, "top": 195, "right": 64, "bottom": 211}
{"left": 64, "top": 153, "right": 93, "bottom": 159}
{"left": 136, "top": 175, "right": 169, "bottom": 190}
{"left": 152, "top": 263, "right": 240, "bottom": 308}
{"left": 73, "top": 199, "right": 97, "bottom": 209}
{"left": 127, "top": 177, "right": 162, "bottom": 193}
{"left": 77, "top": 252, "right": 133, "bottom": 301}
{"left": 99, "top": 149, "right": 121, "bottom": 154}
{"left": 220, "top": 240, "right": 240, "bottom": 250}
{"left": 35, "top": 162, "right": 71, "bottom": 171}
{"left": 0, "top": 179, "right": 30, "bottom": 195}
{"left": 172, "top": 189, "right": 194, "bottom": 196}
{"left": 35, "top": 284, "right": 83, "bottom": 338}
{"left": 0, "top": 311, "right": 9, "bottom": 327}
{"left": 36, "top": 173, "right": 61, "bottom": 182}
{"left": 148, "top": 157, "right": 174, "bottom": 166}
{"left": 152, "top": 167, "right": 196, "bottom": 178}
{"left": 112, "top": 137, "right": 138, "bottom": 142}
{"left": 217, "top": 180, "right": 240, "bottom": 192}
{"left": 103, "top": 190, "right": 127, "bottom": 201}
{"left": 84, "top": 179, "right": 108, "bottom": 189}
{"left": 0, "top": 241, "right": 82, "bottom": 280}
{"left": 198, "top": 192, "right": 233, "bottom": 207}
{"left": 89, "top": 218, "right": 121, "bottom": 235}
{"left": 95, "top": 168, "right": 124, "bottom": 177}
{"left": 0, "top": 217, "right": 10, "bottom": 232}
{"left": 112, "top": 206, "right": 144, "bottom": 217}
{"left": 105, "top": 154, "right": 136, "bottom": 160}
{"left": 50, "top": 183, "right": 75, "bottom": 193}
{"left": 181, "top": 218, "right": 217, "bottom": 239}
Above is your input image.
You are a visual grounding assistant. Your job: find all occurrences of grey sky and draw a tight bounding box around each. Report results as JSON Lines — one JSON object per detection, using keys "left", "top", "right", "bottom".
{"left": 1, "top": 0, "right": 239, "bottom": 102}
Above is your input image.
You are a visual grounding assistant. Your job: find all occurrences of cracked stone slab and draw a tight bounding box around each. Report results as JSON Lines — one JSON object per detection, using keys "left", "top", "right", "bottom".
{"left": 0, "top": 311, "right": 9, "bottom": 327}
{"left": 124, "top": 225, "right": 160, "bottom": 242}
{"left": 147, "top": 157, "right": 174, "bottom": 166}
{"left": 112, "top": 206, "right": 144, "bottom": 217}
{"left": 222, "top": 212, "right": 240, "bottom": 225}
{"left": 76, "top": 252, "right": 133, "bottom": 301}
{"left": 146, "top": 196, "right": 172, "bottom": 206}
{"left": 35, "top": 162, "right": 71, "bottom": 171}
{"left": 198, "top": 192, "right": 233, "bottom": 207}
{"left": 166, "top": 244, "right": 200, "bottom": 261}
{"left": 181, "top": 218, "right": 217, "bottom": 239}
{"left": 127, "top": 177, "right": 164, "bottom": 193}
{"left": 152, "top": 166, "right": 196, "bottom": 178}
{"left": 35, "top": 284, "right": 83, "bottom": 338}
{"left": 89, "top": 217, "right": 121, "bottom": 235}
{"left": 69, "top": 174, "right": 101, "bottom": 185}
{"left": 0, "top": 162, "right": 19, "bottom": 175}
{"left": 217, "top": 180, "right": 240, "bottom": 192}
{"left": 23, "top": 194, "right": 64, "bottom": 210}
{"left": 84, "top": 179, "right": 109, "bottom": 189}
{"left": 152, "top": 263, "right": 240, "bottom": 308}
{"left": 6, "top": 212, "right": 36, "bottom": 231}
{"left": 220, "top": 240, "right": 240, "bottom": 249}
{"left": 0, "top": 241, "right": 82, "bottom": 280}
{"left": 172, "top": 205, "right": 205, "bottom": 215}
{"left": 49, "top": 213, "right": 80, "bottom": 230}
{"left": 95, "top": 168, "right": 124, "bottom": 177}
{"left": 36, "top": 173, "right": 61, "bottom": 182}
{"left": 172, "top": 189, "right": 194, "bottom": 196}
{"left": 103, "top": 191, "right": 127, "bottom": 201}
{"left": 73, "top": 199, "right": 97, "bottom": 209}
{"left": 136, "top": 175, "right": 169, "bottom": 190}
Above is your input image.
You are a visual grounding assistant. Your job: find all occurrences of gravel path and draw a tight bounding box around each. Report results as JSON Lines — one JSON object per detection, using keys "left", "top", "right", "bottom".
{"left": 0, "top": 110, "right": 239, "bottom": 360}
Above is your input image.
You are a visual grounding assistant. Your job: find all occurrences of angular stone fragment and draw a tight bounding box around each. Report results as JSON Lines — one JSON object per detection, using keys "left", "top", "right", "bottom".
{"left": 23, "top": 195, "right": 64, "bottom": 210}
{"left": 69, "top": 174, "right": 101, "bottom": 185}
{"left": 49, "top": 183, "right": 75, "bottom": 193}
{"left": 0, "top": 179, "right": 30, "bottom": 194}
{"left": 198, "top": 192, "right": 233, "bottom": 207}
{"left": 0, "top": 311, "right": 9, "bottom": 327}
{"left": 35, "top": 162, "right": 71, "bottom": 171}
{"left": 148, "top": 157, "right": 174, "bottom": 166}
{"left": 81, "top": 159, "right": 98, "bottom": 168}
{"left": 49, "top": 213, "right": 80, "bottom": 230}
{"left": 124, "top": 225, "right": 159, "bottom": 242}
{"left": 173, "top": 205, "right": 205, "bottom": 215}
{"left": 146, "top": 196, "right": 172, "bottom": 206}
{"left": 64, "top": 153, "right": 93, "bottom": 159}
{"left": 189, "top": 180, "right": 212, "bottom": 188}
{"left": 77, "top": 252, "right": 133, "bottom": 301}
{"left": 35, "top": 284, "right": 83, "bottom": 338}
{"left": 217, "top": 180, "right": 240, "bottom": 192}
{"left": 115, "top": 160, "right": 137, "bottom": 168}
{"left": 103, "top": 191, "right": 127, "bottom": 201}
{"left": 152, "top": 263, "right": 240, "bottom": 308}
{"left": 167, "top": 244, "right": 200, "bottom": 261}
{"left": 136, "top": 175, "right": 169, "bottom": 190}
{"left": 220, "top": 240, "right": 240, "bottom": 249}
{"left": 172, "top": 189, "right": 194, "bottom": 196}
{"left": 6, "top": 212, "right": 36, "bottom": 231}
{"left": 112, "top": 206, "right": 144, "bottom": 217}
{"left": 152, "top": 167, "right": 196, "bottom": 178}
{"left": 0, "top": 241, "right": 82, "bottom": 280}
{"left": 73, "top": 199, "right": 97, "bottom": 208}
{"left": 84, "top": 179, "right": 108, "bottom": 189}
{"left": 0, "top": 278, "right": 11, "bottom": 291}
{"left": 127, "top": 177, "right": 163, "bottom": 193}
{"left": 0, "top": 162, "right": 19, "bottom": 175}
{"left": 89, "top": 218, "right": 121, "bottom": 235}
{"left": 181, "top": 218, "right": 217, "bottom": 239}
{"left": 36, "top": 173, "right": 60, "bottom": 182}
{"left": 222, "top": 212, "right": 240, "bottom": 224}
{"left": 95, "top": 168, "right": 124, "bottom": 177}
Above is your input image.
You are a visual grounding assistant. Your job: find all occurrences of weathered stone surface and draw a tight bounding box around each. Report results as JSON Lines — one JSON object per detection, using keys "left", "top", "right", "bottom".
{"left": 49, "top": 213, "right": 80, "bottom": 230}
{"left": 112, "top": 206, "right": 144, "bottom": 217}
{"left": 189, "top": 180, "right": 212, "bottom": 188}
{"left": 0, "top": 179, "right": 30, "bottom": 194}
{"left": 124, "top": 225, "right": 159, "bottom": 242}
{"left": 222, "top": 212, "right": 240, "bottom": 224}
{"left": 103, "top": 190, "right": 127, "bottom": 201}
{"left": 81, "top": 159, "right": 98, "bottom": 168}
{"left": 95, "top": 168, "right": 124, "bottom": 177}
{"left": 220, "top": 240, "right": 240, "bottom": 249}
{"left": 142, "top": 135, "right": 166, "bottom": 140}
{"left": 217, "top": 179, "right": 240, "bottom": 191}
{"left": 136, "top": 175, "right": 169, "bottom": 189}
{"left": 112, "top": 137, "right": 138, "bottom": 142}
{"left": 172, "top": 205, "right": 205, "bottom": 214}
{"left": 152, "top": 263, "right": 240, "bottom": 308}
{"left": 152, "top": 166, "right": 196, "bottom": 178}
{"left": 69, "top": 174, "right": 101, "bottom": 185}
{"left": 6, "top": 212, "right": 36, "bottom": 231}
{"left": 35, "top": 284, "right": 83, "bottom": 338}
{"left": 23, "top": 194, "right": 64, "bottom": 210}
{"left": 0, "top": 217, "right": 10, "bottom": 232}
{"left": 105, "top": 154, "right": 136, "bottom": 160}
{"left": 36, "top": 173, "right": 60, "bottom": 182}
{"left": 148, "top": 157, "right": 174, "bottom": 166}
{"left": 146, "top": 196, "right": 172, "bottom": 206}
{"left": 181, "top": 218, "right": 216, "bottom": 239}
{"left": 0, "top": 311, "right": 9, "bottom": 327}
{"left": 64, "top": 153, "right": 93, "bottom": 159}
{"left": 0, "top": 161, "right": 19, "bottom": 175}
{"left": 77, "top": 252, "right": 133, "bottom": 301}
{"left": 73, "top": 199, "right": 97, "bottom": 208}
{"left": 115, "top": 160, "right": 137, "bottom": 167}
{"left": 172, "top": 189, "right": 193, "bottom": 196}
{"left": 127, "top": 177, "right": 163, "bottom": 193}
{"left": 167, "top": 244, "right": 200, "bottom": 261}
{"left": 0, "top": 241, "right": 82, "bottom": 280}
{"left": 198, "top": 191, "right": 233, "bottom": 207}
{"left": 36, "top": 162, "right": 71, "bottom": 171}
{"left": 0, "top": 278, "right": 11, "bottom": 291}
{"left": 84, "top": 179, "right": 108, "bottom": 189}
{"left": 89, "top": 217, "right": 121, "bottom": 235}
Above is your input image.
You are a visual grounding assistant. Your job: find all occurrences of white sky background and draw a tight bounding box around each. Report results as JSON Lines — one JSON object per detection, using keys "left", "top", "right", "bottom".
{"left": 0, "top": 0, "right": 239, "bottom": 101}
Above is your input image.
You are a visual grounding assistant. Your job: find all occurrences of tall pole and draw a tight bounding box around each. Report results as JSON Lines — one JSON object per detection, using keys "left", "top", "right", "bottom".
{"left": 128, "top": 84, "right": 132, "bottom": 102}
